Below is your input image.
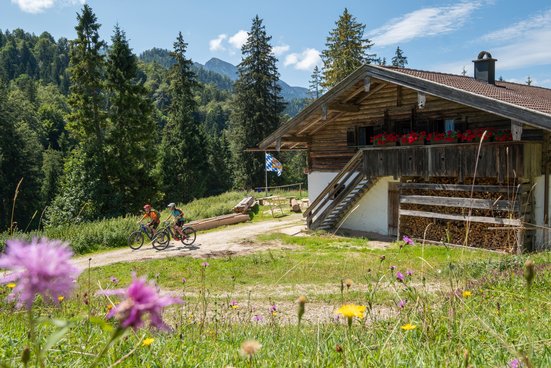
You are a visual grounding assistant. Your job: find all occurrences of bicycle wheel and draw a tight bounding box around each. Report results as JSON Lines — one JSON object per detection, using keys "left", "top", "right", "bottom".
{"left": 128, "top": 231, "right": 144, "bottom": 250}
{"left": 152, "top": 230, "right": 170, "bottom": 251}
{"left": 181, "top": 227, "right": 196, "bottom": 246}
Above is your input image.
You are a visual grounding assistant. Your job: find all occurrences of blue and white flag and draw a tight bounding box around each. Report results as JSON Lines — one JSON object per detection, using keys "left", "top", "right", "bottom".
{"left": 265, "top": 153, "right": 283, "bottom": 176}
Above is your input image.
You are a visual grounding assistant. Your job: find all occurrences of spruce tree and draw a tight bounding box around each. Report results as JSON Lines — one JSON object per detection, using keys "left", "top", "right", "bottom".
{"left": 48, "top": 4, "right": 108, "bottom": 224}
{"left": 228, "top": 15, "right": 285, "bottom": 189}
{"left": 308, "top": 65, "right": 323, "bottom": 99}
{"left": 391, "top": 46, "right": 408, "bottom": 68}
{"left": 104, "top": 25, "right": 156, "bottom": 213}
{"left": 157, "top": 32, "right": 208, "bottom": 203}
{"left": 321, "top": 8, "right": 375, "bottom": 88}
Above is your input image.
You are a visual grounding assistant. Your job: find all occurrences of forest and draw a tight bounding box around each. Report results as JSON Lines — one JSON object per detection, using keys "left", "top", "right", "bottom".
{"left": 0, "top": 6, "right": 313, "bottom": 231}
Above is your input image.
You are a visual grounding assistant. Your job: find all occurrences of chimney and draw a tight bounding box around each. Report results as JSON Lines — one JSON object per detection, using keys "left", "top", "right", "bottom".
{"left": 473, "top": 51, "right": 497, "bottom": 84}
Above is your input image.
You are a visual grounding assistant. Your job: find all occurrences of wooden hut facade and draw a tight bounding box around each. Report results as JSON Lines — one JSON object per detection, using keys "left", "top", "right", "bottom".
{"left": 259, "top": 52, "right": 551, "bottom": 252}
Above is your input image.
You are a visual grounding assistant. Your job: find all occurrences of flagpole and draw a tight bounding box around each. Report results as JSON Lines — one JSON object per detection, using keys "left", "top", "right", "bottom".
{"left": 265, "top": 152, "right": 268, "bottom": 198}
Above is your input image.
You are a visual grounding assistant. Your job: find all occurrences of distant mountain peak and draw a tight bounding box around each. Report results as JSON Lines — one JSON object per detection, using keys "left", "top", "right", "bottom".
{"left": 204, "top": 58, "right": 238, "bottom": 81}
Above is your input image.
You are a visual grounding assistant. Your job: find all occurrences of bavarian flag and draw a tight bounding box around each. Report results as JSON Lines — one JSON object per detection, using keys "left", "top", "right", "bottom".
{"left": 265, "top": 153, "right": 283, "bottom": 176}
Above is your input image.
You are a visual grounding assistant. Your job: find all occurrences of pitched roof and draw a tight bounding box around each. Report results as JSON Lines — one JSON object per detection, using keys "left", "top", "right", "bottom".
{"left": 259, "top": 64, "right": 551, "bottom": 150}
{"left": 389, "top": 67, "right": 551, "bottom": 115}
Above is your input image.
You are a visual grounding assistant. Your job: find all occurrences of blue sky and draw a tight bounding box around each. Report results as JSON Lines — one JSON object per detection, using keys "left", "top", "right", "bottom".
{"left": 2, "top": 0, "right": 551, "bottom": 88}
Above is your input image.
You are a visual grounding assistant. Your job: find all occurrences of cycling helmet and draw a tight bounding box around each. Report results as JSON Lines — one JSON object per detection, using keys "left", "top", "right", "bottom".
{"left": 143, "top": 204, "right": 152, "bottom": 211}
{"left": 167, "top": 202, "right": 176, "bottom": 209}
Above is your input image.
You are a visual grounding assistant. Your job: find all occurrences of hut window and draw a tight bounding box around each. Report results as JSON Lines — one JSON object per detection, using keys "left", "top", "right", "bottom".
{"left": 357, "top": 126, "right": 374, "bottom": 146}
{"left": 346, "top": 128, "right": 356, "bottom": 146}
{"left": 445, "top": 119, "right": 455, "bottom": 132}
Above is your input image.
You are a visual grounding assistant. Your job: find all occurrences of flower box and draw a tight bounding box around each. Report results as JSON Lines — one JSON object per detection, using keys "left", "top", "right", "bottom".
{"left": 400, "top": 131, "right": 426, "bottom": 146}
{"left": 371, "top": 132, "right": 399, "bottom": 146}
{"left": 458, "top": 128, "right": 493, "bottom": 143}
{"left": 427, "top": 131, "right": 459, "bottom": 145}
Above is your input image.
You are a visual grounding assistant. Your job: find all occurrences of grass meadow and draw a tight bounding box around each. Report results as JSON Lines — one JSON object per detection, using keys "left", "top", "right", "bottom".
{"left": 1, "top": 232, "right": 549, "bottom": 367}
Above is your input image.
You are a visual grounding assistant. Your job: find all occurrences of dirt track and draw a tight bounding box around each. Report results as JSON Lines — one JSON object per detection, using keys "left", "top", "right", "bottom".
{"left": 72, "top": 214, "right": 306, "bottom": 270}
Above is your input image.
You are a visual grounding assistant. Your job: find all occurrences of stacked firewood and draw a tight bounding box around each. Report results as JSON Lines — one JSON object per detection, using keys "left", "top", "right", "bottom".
{"left": 400, "top": 177, "right": 523, "bottom": 251}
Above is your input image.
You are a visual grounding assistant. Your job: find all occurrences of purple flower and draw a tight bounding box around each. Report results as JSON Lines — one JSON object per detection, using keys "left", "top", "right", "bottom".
{"left": 406, "top": 269, "right": 413, "bottom": 276}
{"left": 509, "top": 358, "right": 521, "bottom": 368}
{"left": 398, "top": 299, "right": 406, "bottom": 309}
{"left": 181, "top": 277, "right": 187, "bottom": 284}
{"left": 0, "top": 238, "right": 81, "bottom": 309}
{"left": 110, "top": 276, "right": 119, "bottom": 285}
{"left": 103, "top": 275, "right": 182, "bottom": 330}
{"left": 396, "top": 271, "right": 405, "bottom": 283}
{"left": 253, "top": 314, "right": 264, "bottom": 322}
{"left": 201, "top": 262, "right": 209, "bottom": 268}
{"left": 403, "top": 236, "right": 414, "bottom": 246}
{"left": 390, "top": 265, "right": 396, "bottom": 271}
{"left": 269, "top": 304, "right": 277, "bottom": 313}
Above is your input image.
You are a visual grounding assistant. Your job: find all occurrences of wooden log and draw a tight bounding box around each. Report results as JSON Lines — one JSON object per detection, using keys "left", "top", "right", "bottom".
{"left": 400, "top": 195, "right": 519, "bottom": 211}
{"left": 290, "top": 198, "right": 302, "bottom": 213}
{"left": 399, "top": 209, "right": 521, "bottom": 226}
{"left": 187, "top": 213, "right": 250, "bottom": 231}
{"left": 233, "top": 196, "right": 255, "bottom": 213}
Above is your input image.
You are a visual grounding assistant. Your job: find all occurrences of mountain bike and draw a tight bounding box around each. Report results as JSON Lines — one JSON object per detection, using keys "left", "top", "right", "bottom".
{"left": 157, "top": 220, "right": 196, "bottom": 246}
{"left": 128, "top": 224, "right": 170, "bottom": 251}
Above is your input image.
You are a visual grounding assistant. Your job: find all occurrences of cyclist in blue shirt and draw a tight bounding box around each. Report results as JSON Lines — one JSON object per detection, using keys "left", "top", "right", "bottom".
{"left": 167, "top": 202, "right": 185, "bottom": 239}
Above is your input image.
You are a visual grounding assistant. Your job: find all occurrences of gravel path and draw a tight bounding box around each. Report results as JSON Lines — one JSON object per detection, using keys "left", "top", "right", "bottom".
{"left": 72, "top": 214, "right": 306, "bottom": 270}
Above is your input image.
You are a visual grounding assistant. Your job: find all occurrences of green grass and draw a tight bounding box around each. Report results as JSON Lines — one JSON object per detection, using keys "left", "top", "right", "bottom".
{"left": 1, "top": 230, "right": 549, "bottom": 367}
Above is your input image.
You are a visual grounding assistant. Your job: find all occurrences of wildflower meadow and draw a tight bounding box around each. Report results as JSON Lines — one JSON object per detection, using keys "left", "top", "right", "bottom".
{"left": 0, "top": 233, "right": 550, "bottom": 367}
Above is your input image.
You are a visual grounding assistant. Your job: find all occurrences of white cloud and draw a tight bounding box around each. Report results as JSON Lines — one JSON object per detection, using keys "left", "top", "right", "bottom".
{"left": 11, "top": 0, "right": 83, "bottom": 14}
{"left": 482, "top": 9, "right": 551, "bottom": 42}
{"left": 228, "top": 30, "right": 248, "bottom": 49}
{"left": 272, "top": 44, "right": 290, "bottom": 56}
{"left": 370, "top": 2, "right": 482, "bottom": 46}
{"left": 209, "top": 34, "right": 227, "bottom": 52}
{"left": 284, "top": 48, "right": 321, "bottom": 71}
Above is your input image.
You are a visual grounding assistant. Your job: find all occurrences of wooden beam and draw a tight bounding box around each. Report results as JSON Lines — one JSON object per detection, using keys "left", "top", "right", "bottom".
{"left": 327, "top": 103, "right": 360, "bottom": 112}
{"left": 399, "top": 209, "right": 522, "bottom": 226}
{"left": 400, "top": 195, "right": 520, "bottom": 211}
{"left": 399, "top": 182, "right": 529, "bottom": 193}
{"left": 283, "top": 136, "right": 312, "bottom": 143}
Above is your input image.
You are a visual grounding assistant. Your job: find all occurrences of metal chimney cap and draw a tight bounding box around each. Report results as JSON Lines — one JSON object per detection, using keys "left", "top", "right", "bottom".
{"left": 473, "top": 51, "right": 497, "bottom": 62}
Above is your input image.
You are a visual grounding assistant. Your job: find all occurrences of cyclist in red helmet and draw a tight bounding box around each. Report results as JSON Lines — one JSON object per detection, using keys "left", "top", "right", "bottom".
{"left": 138, "top": 204, "right": 161, "bottom": 235}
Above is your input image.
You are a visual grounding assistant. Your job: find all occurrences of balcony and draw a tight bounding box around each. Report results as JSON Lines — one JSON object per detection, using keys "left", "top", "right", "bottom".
{"left": 361, "top": 141, "right": 542, "bottom": 180}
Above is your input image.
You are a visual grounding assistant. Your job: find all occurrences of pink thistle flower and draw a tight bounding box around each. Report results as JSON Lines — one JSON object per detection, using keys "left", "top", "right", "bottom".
{"left": 201, "top": 262, "right": 209, "bottom": 268}
{"left": 181, "top": 277, "right": 187, "bottom": 284}
{"left": 390, "top": 265, "right": 396, "bottom": 271}
{"left": 0, "top": 238, "right": 81, "bottom": 309}
{"left": 509, "top": 359, "right": 521, "bottom": 368}
{"left": 403, "top": 236, "right": 414, "bottom": 246}
{"left": 269, "top": 304, "right": 277, "bottom": 313}
{"left": 110, "top": 276, "right": 119, "bottom": 285}
{"left": 102, "top": 275, "right": 182, "bottom": 330}
{"left": 253, "top": 314, "right": 264, "bottom": 322}
{"left": 398, "top": 299, "right": 406, "bottom": 309}
{"left": 396, "top": 271, "right": 405, "bottom": 283}
{"left": 406, "top": 269, "right": 413, "bottom": 276}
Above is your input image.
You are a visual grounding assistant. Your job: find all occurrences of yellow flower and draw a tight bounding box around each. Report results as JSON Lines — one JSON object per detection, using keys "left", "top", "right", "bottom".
{"left": 462, "top": 290, "right": 472, "bottom": 298}
{"left": 336, "top": 304, "right": 366, "bottom": 319}
{"left": 142, "top": 338, "right": 154, "bottom": 346}
{"left": 272, "top": 311, "right": 278, "bottom": 317}
{"left": 7, "top": 283, "right": 16, "bottom": 289}
{"left": 57, "top": 296, "right": 64, "bottom": 302}
{"left": 401, "top": 323, "right": 417, "bottom": 331}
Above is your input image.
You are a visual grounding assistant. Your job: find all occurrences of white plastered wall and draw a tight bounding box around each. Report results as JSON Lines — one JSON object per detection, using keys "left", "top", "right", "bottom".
{"left": 340, "top": 176, "right": 399, "bottom": 235}
{"left": 532, "top": 175, "right": 551, "bottom": 249}
{"left": 308, "top": 171, "right": 338, "bottom": 203}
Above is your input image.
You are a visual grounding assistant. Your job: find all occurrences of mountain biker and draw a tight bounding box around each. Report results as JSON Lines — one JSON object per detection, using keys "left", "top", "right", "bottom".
{"left": 138, "top": 204, "right": 161, "bottom": 235}
{"left": 167, "top": 202, "right": 185, "bottom": 239}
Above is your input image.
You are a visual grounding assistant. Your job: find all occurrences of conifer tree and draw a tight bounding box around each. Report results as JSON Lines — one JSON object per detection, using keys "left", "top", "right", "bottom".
{"left": 391, "top": 46, "right": 408, "bottom": 68}
{"left": 228, "top": 15, "right": 285, "bottom": 189}
{"left": 48, "top": 4, "right": 108, "bottom": 224}
{"left": 104, "top": 25, "right": 156, "bottom": 213}
{"left": 321, "top": 8, "right": 375, "bottom": 88}
{"left": 308, "top": 65, "right": 323, "bottom": 99}
{"left": 157, "top": 32, "right": 208, "bottom": 203}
